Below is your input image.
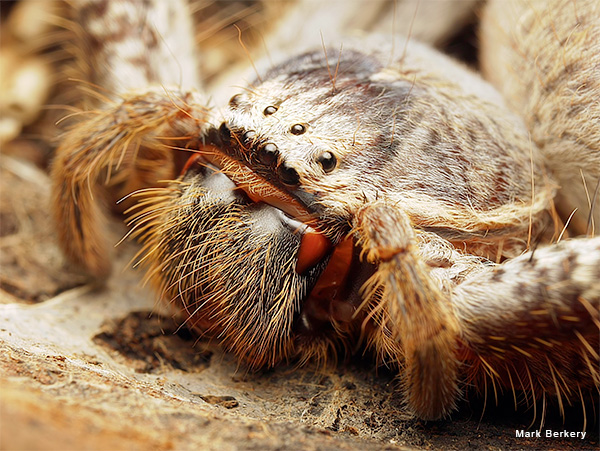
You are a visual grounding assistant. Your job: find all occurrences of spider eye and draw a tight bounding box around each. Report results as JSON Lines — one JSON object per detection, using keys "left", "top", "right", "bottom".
{"left": 218, "top": 122, "right": 231, "bottom": 141}
{"left": 278, "top": 163, "right": 300, "bottom": 186}
{"left": 264, "top": 105, "right": 278, "bottom": 115}
{"left": 229, "top": 94, "right": 242, "bottom": 108}
{"left": 243, "top": 130, "right": 257, "bottom": 143}
{"left": 290, "top": 123, "right": 307, "bottom": 135}
{"left": 257, "top": 143, "right": 278, "bottom": 165}
{"left": 317, "top": 151, "right": 337, "bottom": 173}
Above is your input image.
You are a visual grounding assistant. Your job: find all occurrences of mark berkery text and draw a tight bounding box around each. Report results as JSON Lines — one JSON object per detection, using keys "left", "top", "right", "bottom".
{"left": 515, "top": 430, "right": 586, "bottom": 440}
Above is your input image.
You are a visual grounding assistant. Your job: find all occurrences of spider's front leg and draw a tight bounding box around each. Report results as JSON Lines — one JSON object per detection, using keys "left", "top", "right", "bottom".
{"left": 353, "top": 202, "right": 461, "bottom": 420}
{"left": 51, "top": 0, "right": 207, "bottom": 278}
{"left": 355, "top": 202, "right": 600, "bottom": 421}
{"left": 51, "top": 89, "right": 209, "bottom": 278}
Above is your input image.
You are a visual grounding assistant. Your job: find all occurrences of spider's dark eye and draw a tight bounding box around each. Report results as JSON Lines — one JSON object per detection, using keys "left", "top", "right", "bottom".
{"left": 218, "top": 122, "right": 231, "bottom": 141}
{"left": 317, "top": 152, "right": 337, "bottom": 173}
{"left": 264, "top": 105, "right": 278, "bottom": 115}
{"left": 257, "top": 143, "right": 278, "bottom": 165}
{"left": 290, "top": 123, "right": 306, "bottom": 135}
{"left": 229, "top": 94, "right": 242, "bottom": 108}
{"left": 243, "top": 130, "right": 257, "bottom": 143}
{"left": 278, "top": 163, "right": 300, "bottom": 186}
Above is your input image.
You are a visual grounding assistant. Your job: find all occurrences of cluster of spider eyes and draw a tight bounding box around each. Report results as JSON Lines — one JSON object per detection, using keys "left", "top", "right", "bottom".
{"left": 226, "top": 95, "right": 339, "bottom": 185}
{"left": 262, "top": 105, "right": 307, "bottom": 136}
{"left": 244, "top": 105, "right": 338, "bottom": 182}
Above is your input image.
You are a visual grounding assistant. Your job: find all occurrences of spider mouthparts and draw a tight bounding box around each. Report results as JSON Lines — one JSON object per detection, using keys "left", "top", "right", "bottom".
{"left": 299, "top": 236, "right": 358, "bottom": 325}
{"left": 182, "top": 146, "right": 334, "bottom": 274}
{"left": 295, "top": 230, "right": 332, "bottom": 275}
{"left": 307, "top": 236, "right": 355, "bottom": 304}
{"left": 187, "top": 145, "right": 313, "bottom": 220}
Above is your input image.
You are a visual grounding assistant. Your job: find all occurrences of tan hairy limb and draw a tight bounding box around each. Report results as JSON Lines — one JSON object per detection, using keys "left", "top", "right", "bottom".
{"left": 51, "top": 88, "right": 209, "bottom": 277}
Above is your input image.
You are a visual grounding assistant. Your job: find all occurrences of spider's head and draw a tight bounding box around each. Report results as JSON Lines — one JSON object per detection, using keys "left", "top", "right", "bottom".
{"left": 137, "top": 50, "right": 397, "bottom": 370}
{"left": 214, "top": 48, "right": 402, "bottom": 237}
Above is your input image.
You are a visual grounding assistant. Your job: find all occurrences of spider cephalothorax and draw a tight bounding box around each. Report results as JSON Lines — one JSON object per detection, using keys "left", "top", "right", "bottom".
{"left": 51, "top": 0, "right": 599, "bottom": 423}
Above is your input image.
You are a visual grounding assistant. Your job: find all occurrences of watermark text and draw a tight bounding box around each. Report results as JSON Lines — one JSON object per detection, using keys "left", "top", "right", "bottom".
{"left": 515, "top": 429, "right": 586, "bottom": 440}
